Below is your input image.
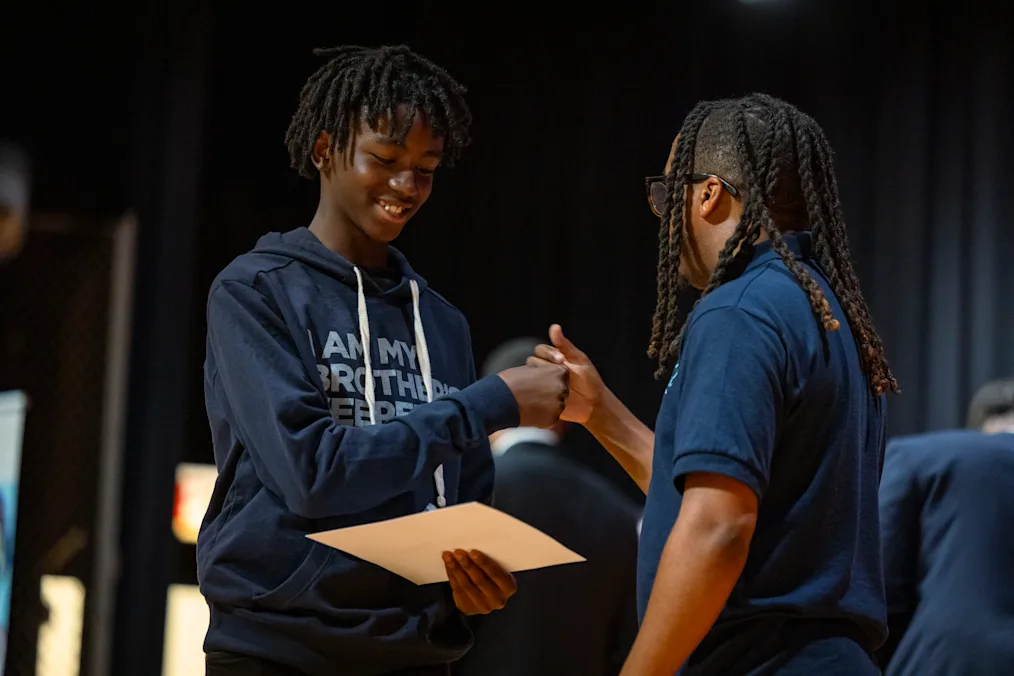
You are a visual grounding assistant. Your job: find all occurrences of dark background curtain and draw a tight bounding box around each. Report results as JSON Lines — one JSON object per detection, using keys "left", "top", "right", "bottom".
{"left": 3, "top": 1, "right": 1013, "bottom": 673}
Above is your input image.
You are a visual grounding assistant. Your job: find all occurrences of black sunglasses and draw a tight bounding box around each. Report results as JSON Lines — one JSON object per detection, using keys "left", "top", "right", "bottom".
{"left": 644, "top": 173, "right": 740, "bottom": 218}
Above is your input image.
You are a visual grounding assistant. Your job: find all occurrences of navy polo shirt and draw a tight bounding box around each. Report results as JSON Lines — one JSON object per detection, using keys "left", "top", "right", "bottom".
{"left": 638, "top": 233, "right": 888, "bottom": 675}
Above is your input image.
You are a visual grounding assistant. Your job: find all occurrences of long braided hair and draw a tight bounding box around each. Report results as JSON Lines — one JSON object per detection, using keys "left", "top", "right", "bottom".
{"left": 647, "top": 94, "right": 898, "bottom": 396}
{"left": 284, "top": 45, "right": 472, "bottom": 178}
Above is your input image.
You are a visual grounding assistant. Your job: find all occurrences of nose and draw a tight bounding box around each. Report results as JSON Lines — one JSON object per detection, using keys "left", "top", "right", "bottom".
{"left": 389, "top": 169, "right": 418, "bottom": 199}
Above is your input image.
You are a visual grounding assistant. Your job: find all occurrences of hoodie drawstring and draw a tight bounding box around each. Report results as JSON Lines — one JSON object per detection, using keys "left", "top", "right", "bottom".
{"left": 353, "top": 267, "right": 444, "bottom": 508}
{"left": 410, "top": 278, "right": 445, "bottom": 507}
{"left": 352, "top": 267, "right": 377, "bottom": 425}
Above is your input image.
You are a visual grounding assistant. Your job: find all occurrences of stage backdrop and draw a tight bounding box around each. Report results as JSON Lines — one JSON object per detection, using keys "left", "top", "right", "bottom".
{"left": 4, "top": 2, "right": 1014, "bottom": 674}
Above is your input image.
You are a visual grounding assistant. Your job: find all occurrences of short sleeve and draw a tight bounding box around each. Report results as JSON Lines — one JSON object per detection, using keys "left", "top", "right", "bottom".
{"left": 671, "top": 306, "right": 786, "bottom": 500}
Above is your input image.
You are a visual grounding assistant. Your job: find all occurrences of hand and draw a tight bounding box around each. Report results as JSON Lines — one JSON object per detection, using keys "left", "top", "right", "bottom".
{"left": 530, "top": 324, "right": 603, "bottom": 425}
{"left": 443, "top": 549, "right": 517, "bottom": 615}
{"left": 497, "top": 360, "right": 569, "bottom": 428}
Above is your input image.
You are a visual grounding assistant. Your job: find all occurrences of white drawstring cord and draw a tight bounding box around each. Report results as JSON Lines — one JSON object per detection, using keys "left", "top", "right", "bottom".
{"left": 411, "top": 279, "right": 444, "bottom": 507}
{"left": 351, "top": 268, "right": 444, "bottom": 508}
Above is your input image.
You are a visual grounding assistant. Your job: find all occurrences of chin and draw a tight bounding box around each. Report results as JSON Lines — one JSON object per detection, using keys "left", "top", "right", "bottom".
{"left": 362, "top": 200, "right": 417, "bottom": 243}
{"left": 678, "top": 262, "right": 708, "bottom": 291}
{"left": 364, "top": 220, "right": 408, "bottom": 243}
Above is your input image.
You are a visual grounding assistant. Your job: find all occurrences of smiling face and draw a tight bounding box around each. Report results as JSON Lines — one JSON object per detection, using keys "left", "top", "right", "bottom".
{"left": 314, "top": 104, "right": 445, "bottom": 247}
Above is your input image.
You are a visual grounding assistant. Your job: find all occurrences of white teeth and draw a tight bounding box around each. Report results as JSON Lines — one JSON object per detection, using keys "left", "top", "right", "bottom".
{"left": 380, "top": 201, "right": 405, "bottom": 215}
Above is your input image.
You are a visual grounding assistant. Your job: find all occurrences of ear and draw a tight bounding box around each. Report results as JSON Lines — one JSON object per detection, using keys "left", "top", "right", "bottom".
{"left": 311, "top": 131, "right": 333, "bottom": 172}
{"left": 698, "top": 176, "right": 725, "bottom": 218}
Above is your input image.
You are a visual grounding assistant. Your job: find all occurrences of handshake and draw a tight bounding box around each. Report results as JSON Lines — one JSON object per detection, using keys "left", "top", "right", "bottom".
{"left": 494, "top": 324, "right": 602, "bottom": 429}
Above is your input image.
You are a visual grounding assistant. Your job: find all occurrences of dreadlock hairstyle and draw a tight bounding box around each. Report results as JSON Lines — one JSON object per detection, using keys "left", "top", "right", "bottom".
{"left": 284, "top": 45, "right": 472, "bottom": 178}
{"left": 647, "top": 94, "right": 899, "bottom": 396}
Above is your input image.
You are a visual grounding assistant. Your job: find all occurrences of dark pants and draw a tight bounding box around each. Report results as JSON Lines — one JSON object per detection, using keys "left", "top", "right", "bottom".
{"left": 205, "top": 652, "right": 451, "bottom": 676}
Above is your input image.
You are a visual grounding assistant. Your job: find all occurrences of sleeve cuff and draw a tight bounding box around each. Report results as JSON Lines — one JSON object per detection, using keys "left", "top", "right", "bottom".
{"left": 671, "top": 450, "right": 766, "bottom": 500}
{"left": 456, "top": 374, "right": 520, "bottom": 434}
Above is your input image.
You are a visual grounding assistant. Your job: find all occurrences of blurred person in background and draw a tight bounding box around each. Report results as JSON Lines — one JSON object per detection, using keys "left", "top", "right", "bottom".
{"left": 0, "top": 139, "right": 31, "bottom": 676}
{"left": 531, "top": 93, "right": 897, "bottom": 675}
{"left": 0, "top": 139, "right": 31, "bottom": 382}
{"left": 453, "top": 337, "right": 640, "bottom": 676}
{"left": 0, "top": 141, "right": 30, "bottom": 264}
{"left": 199, "top": 46, "right": 569, "bottom": 676}
{"left": 878, "top": 378, "right": 1014, "bottom": 674}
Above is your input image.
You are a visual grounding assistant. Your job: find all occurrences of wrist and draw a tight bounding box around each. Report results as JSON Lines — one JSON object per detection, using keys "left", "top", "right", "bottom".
{"left": 461, "top": 375, "right": 521, "bottom": 434}
{"left": 585, "top": 384, "right": 616, "bottom": 432}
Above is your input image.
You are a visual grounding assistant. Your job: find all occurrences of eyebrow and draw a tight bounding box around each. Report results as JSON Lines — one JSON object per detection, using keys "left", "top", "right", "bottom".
{"left": 373, "top": 136, "right": 444, "bottom": 159}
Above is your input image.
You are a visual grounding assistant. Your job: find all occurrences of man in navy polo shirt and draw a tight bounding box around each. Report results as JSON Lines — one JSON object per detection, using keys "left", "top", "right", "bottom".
{"left": 532, "top": 95, "right": 898, "bottom": 674}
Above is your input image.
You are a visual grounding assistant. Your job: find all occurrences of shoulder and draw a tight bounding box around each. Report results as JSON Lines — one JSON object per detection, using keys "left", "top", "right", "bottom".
{"left": 422, "top": 285, "right": 471, "bottom": 336}
{"left": 686, "top": 261, "right": 838, "bottom": 370}
{"left": 714, "top": 260, "right": 819, "bottom": 324}
{"left": 209, "top": 248, "right": 298, "bottom": 301}
{"left": 497, "top": 450, "right": 640, "bottom": 523}
{"left": 888, "top": 429, "right": 1014, "bottom": 467}
{"left": 693, "top": 257, "right": 806, "bottom": 317}
{"left": 888, "top": 430, "right": 979, "bottom": 455}
{"left": 423, "top": 285, "right": 463, "bottom": 316}
{"left": 683, "top": 284, "right": 785, "bottom": 352}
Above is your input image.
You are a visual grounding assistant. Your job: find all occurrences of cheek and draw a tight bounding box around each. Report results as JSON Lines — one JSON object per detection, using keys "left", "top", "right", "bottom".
{"left": 679, "top": 209, "right": 699, "bottom": 250}
{"left": 344, "top": 155, "right": 384, "bottom": 197}
{"left": 414, "top": 175, "right": 435, "bottom": 205}
{"left": 680, "top": 221, "right": 709, "bottom": 269}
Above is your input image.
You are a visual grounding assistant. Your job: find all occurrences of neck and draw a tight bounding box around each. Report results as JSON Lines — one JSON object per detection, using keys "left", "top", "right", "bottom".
{"left": 309, "top": 200, "right": 388, "bottom": 270}
{"left": 983, "top": 413, "right": 1014, "bottom": 434}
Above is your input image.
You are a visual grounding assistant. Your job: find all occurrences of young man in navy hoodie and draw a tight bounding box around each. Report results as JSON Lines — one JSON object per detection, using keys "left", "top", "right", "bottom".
{"left": 199, "top": 45, "right": 570, "bottom": 676}
{"left": 533, "top": 95, "right": 897, "bottom": 674}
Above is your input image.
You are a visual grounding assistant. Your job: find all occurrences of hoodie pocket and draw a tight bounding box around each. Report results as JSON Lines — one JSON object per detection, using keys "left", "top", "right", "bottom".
{"left": 252, "top": 541, "right": 334, "bottom": 610}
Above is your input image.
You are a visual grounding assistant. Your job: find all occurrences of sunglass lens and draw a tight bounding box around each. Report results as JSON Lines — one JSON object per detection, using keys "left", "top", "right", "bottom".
{"left": 650, "top": 181, "right": 668, "bottom": 216}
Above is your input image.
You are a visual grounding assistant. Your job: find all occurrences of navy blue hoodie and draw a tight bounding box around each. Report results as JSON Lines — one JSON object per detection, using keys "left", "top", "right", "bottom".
{"left": 198, "top": 227, "right": 519, "bottom": 676}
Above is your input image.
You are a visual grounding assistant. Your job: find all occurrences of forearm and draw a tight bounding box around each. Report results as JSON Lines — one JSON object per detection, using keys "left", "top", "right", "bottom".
{"left": 586, "top": 387, "right": 654, "bottom": 493}
{"left": 622, "top": 513, "right": 749, "bottom": 675}
{"left": 231, "top": 376, "right": 516, "bottom": 519}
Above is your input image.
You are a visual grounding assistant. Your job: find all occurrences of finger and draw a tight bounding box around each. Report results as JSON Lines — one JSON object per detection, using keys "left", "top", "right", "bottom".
{"left": 468, "top": 550, "right": 518, "bottom": 597}
{"left": 443, "top": 552, "right": 469, "bottom": 598}
{"left": 444, "top": 554, "right": 484, "bottom": 613}
{"left": 452, "top": 550, "right": 494, "bottom": 612}
{"left": 556, "top": 364, "right": 570, "bottom": 391}
{"left": 456, "top": 549, "right": 503, "bottom": 608}
{"left": 526, "top": 355, "right": 555, "bottom": 368}
{"left": 533, "top": 343, "right": 564, "bottom": 364}
{"left": 549, "top": 324, "right": 586, "bottom": 362}
{"left": 444, "top": 552, "right": 477, "bottom": 606}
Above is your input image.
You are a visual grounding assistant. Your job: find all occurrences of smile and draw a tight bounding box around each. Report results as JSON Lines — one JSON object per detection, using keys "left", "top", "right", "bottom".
{"left": 377, "top": 199, "right": 411, "bottom": 216}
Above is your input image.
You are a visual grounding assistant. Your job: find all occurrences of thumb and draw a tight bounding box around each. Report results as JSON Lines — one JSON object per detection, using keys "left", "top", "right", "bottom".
{"left": 549, "top": 324, "right": 585, "bottom": 362}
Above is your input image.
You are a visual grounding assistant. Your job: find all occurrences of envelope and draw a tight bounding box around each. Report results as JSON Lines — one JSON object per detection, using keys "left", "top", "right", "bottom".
{"left": 308, "top": 502, "right": 586, "bottom": 585}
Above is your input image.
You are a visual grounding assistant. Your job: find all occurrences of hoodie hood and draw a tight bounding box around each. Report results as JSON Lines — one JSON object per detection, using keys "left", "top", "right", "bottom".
{"left": 252, "top": 226, "right": 428, "bottom": 300}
